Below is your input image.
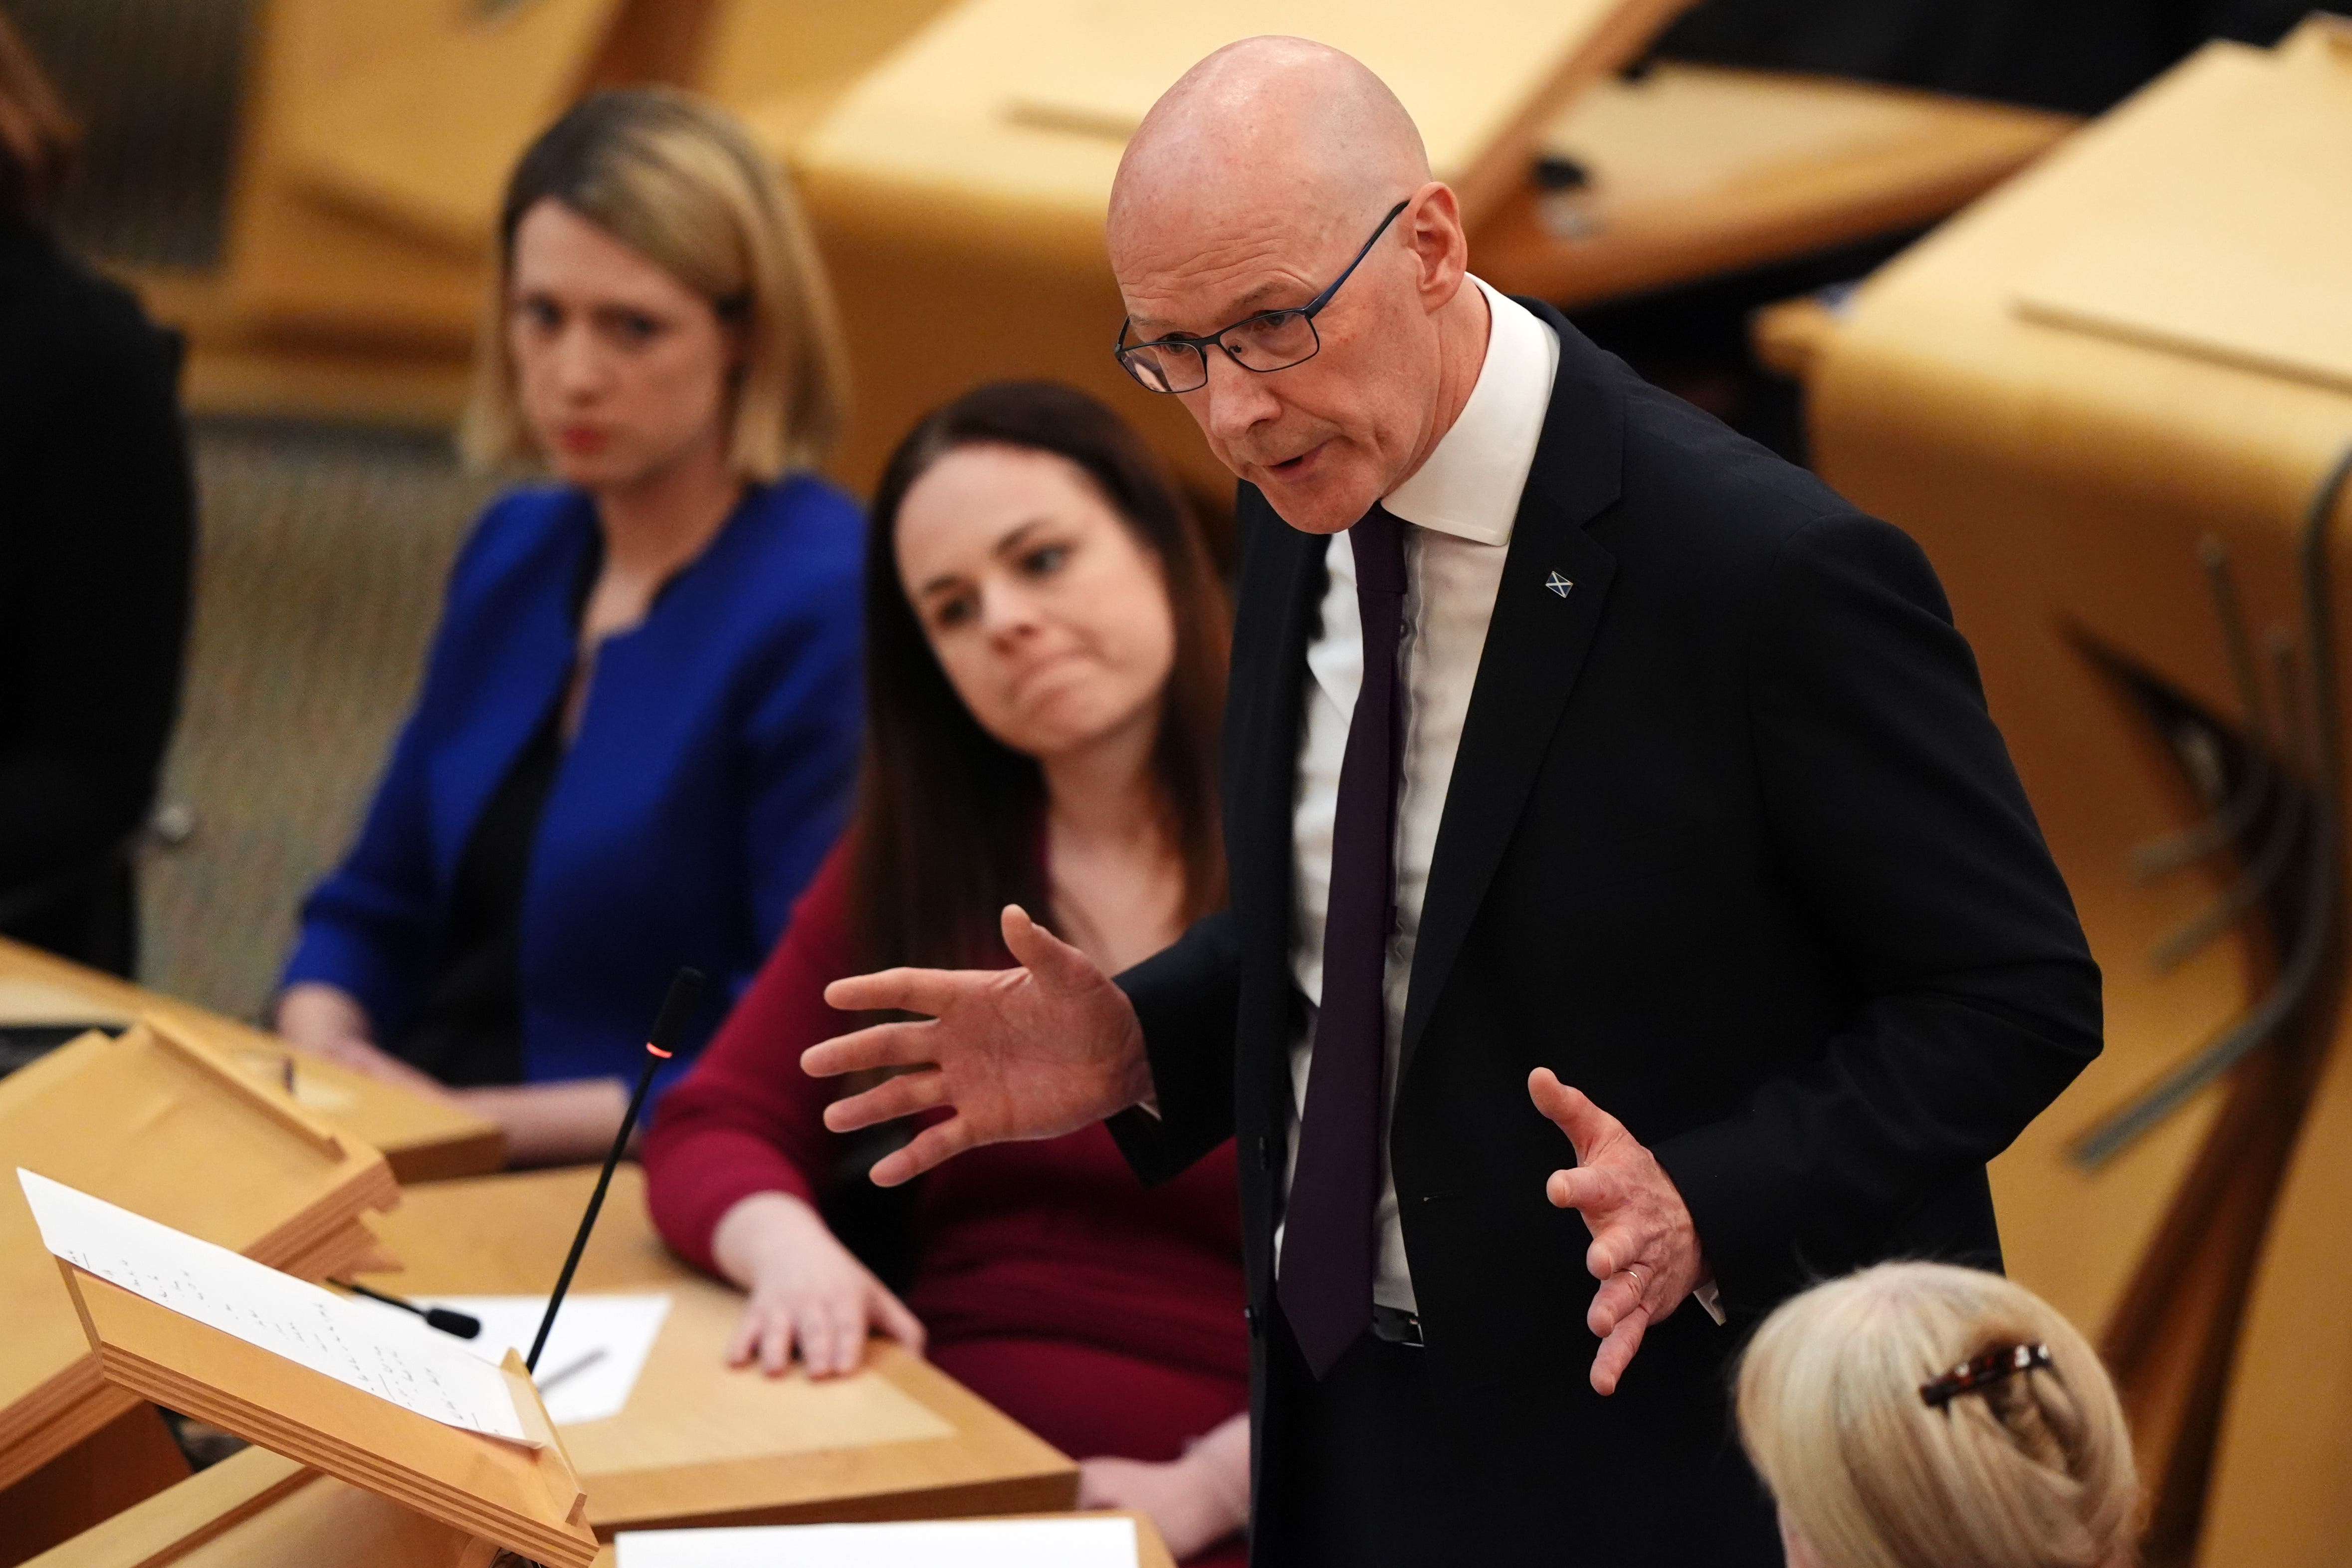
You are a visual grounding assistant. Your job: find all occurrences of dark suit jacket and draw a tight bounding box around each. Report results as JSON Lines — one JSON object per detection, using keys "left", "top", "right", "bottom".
{"left": 1111, "top": 302, "right": 2101, "bottom": 1560}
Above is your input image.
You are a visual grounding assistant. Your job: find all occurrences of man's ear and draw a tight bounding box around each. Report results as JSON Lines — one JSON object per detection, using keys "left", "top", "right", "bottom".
{"left": 1403, "top": 180, "right": 1471, "bottom": 311}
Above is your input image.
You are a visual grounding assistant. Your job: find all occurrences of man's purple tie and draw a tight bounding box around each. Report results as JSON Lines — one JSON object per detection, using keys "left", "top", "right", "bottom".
{"left": 1280, "top": 504, "right": 1407, "bottom": 1378}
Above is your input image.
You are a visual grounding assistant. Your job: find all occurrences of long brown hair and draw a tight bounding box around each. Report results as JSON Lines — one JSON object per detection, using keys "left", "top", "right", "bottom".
{"left": 0, "top": 12, "right": 77, "bottom": 219}
{"left": 850, "top": 381, "right": 1229, "bottom": 972}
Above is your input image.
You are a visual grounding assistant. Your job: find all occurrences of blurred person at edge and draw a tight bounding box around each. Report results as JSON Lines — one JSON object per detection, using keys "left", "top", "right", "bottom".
{"left": 1737, "top": 1262, "right": 2138, "bottom": 1568}
{"left": 644, "top": 383, "right": 1251, "bottom": 1564}
{"left": 0, "top": 13, "right": 194, "bottom": 978}
{"left": 276, "top": 90, "right": 862, "bottom": 1164}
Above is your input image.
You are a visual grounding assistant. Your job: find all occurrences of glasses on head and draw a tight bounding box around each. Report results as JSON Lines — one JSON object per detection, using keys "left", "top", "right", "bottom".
{"left": 1918, "top": 1343, "right": 2054, "bottom": 1408}
{"left": 1113, "top": 199, "right": 1411, "bottom": 395}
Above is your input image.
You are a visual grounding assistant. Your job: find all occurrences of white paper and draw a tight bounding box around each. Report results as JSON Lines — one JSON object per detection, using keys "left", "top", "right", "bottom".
{"left": 348, "top": 1292, "right": 669, "bottom": 1426}
{"left": 15, "top": 1168, "right": 530, "bottom": 1445}
{"left": 614, "top": 1517, "right": 1140, "bottom": 1568}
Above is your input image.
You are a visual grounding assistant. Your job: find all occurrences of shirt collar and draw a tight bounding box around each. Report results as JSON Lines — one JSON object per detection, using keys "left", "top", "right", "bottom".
{"left": 1380, "top": 277, "right": 1560, "bottom": 548}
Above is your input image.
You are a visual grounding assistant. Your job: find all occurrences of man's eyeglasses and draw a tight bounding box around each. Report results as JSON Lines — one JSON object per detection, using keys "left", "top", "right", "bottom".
{"left": 1113, "top": 199, "right": 1410, "bottom": 395}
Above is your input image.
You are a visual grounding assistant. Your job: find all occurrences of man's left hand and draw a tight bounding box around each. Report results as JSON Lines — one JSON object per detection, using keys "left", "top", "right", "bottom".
{"left": 1529, "top": 1067, "right": 1705, "bottom": 1396}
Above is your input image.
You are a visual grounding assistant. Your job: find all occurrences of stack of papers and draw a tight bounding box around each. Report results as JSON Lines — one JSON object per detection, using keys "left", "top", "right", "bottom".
{"left": 615, "top": 1516, "right": 1141, "bottom": 1568}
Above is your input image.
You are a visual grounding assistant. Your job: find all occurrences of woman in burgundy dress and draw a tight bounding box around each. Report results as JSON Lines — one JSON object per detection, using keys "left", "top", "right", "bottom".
{"left": 643, "top": 382, "right": 1248, "bottom": 1562}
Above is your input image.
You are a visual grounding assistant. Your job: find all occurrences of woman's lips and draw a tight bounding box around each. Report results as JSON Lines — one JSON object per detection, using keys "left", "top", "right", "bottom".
{"left": 555, "top": 427, "right": 610, "bottom": 456}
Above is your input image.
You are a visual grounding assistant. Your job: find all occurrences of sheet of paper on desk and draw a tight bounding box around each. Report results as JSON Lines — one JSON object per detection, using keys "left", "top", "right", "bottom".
{"left": 615, "top": 1516, "right": 1140, "bottom": 1568}
{"left": 15, "top": 1167, "right": 531, "bottom": 1444}
{"left": 350, "top": 1292, "right": 669, "bottom": 1425}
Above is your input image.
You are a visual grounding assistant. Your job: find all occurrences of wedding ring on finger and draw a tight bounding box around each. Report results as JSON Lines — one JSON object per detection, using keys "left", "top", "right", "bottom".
{"left": 1621, "top": 1265, "right": 1648, "bottom": 1297}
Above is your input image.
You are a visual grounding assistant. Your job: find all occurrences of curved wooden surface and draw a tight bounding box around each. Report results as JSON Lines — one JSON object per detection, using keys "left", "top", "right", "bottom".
{"left": 1802, "top": 20, "right": 2352, "bottom": 1563}
{"left": 1478, "top": 64, "right": 2074, "bottom": 308}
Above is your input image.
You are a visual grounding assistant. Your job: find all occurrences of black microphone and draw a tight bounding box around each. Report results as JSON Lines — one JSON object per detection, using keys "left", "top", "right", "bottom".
{"left": 334, "top": 1279, "right": 482, "bottom": 1340}
{"left": 525, "top": 966, "right": 705, "bottom": 1373}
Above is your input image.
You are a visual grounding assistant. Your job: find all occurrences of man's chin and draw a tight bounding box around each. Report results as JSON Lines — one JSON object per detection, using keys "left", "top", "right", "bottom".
{"left": 1257, "top": 482, "right": 1377, "bottom": 536}
{"left": 1247, "top": 457, "right": 1378, "bottom": 536}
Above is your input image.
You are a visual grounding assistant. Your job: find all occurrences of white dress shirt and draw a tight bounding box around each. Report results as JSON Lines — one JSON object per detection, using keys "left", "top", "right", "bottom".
{"left": 1278, "top": 278, "right": 1558, "bottom": 1312}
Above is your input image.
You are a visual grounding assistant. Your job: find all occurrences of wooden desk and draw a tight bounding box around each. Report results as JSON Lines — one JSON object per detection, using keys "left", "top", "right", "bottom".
{"left": 25, "top": 1446, "right": 1175, "bottom": 1568}
{"left": 0, "top": 938, "right": 501, "bottom": 1184}
{"left": 130, "top": 0, "right": 956, "bottom": 429}
{"left": 1479, "top": 64, "right": 2075, "bottom": 308}
{"left": 1795, "top": 19, "right": 2352, "bottom": 1563}
{"left": 353, "top": 1166, "right": 1076, "bottom": 1534}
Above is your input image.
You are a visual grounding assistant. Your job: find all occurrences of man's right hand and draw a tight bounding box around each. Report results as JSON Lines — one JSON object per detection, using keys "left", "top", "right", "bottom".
{"left": 805, "top": 904, "right": 1155, "bottom": 1186}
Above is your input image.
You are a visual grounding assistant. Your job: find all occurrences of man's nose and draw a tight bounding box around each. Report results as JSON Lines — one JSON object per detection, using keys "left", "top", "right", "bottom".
{"left": 1195, "top": 349, "right": 1282, "bottom": 444}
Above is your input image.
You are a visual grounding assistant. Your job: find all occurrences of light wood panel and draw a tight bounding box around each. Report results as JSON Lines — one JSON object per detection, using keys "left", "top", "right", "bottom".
{"left": 0, "top": 937, "right": 502, "bottom": 1183}
{"left": 140, "top": 0, "right": 958, "bottom": 426}
{"left": 1479, "top": 64, "right": 2074, "bottom": 307}
{"left": 1797, "top": 19, "right": 2352, "bottom": 1563}
{"left": 62, "top": 1267, "right": 599, "bottom": 1568}
{"left": 355, "top": 1165, "right": 1078, "bottom": 1534}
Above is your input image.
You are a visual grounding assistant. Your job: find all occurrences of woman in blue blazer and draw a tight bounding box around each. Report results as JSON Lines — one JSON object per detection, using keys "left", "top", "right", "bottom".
{"left": 278, "top": 90, "right": 861, "bottom": 1164}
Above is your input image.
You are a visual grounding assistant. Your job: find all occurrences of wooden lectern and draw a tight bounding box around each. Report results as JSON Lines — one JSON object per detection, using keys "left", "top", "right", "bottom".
{"left": 1793, "top": 18, "right": 2352, "bottom": 1565}
{"left": 54, "top": 1263, "right": 597, "bottom": 1568}
{"left": 0, "top": 937, "right": 502, "bottom": 1183}
{"left": 0, "top": 1021, "right": 401, "bottom": 1556}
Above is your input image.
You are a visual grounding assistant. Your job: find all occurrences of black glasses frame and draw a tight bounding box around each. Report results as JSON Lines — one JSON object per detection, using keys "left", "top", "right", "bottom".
{"left": 1113, "top": 199, "right": 1412, "bottom": 393}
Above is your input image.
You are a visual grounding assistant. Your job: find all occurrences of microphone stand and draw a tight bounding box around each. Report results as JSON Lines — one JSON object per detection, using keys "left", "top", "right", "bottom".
{"left": 525, "top": 966, "right": 705, "bottom": 1373}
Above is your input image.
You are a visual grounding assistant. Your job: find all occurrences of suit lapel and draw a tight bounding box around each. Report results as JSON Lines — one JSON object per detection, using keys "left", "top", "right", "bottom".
{"left": 1400, "top": 307, "right": 1627, "bottom": 1076}
{"left": 1228, "top": 495, "right": 1330, "bottom": 961}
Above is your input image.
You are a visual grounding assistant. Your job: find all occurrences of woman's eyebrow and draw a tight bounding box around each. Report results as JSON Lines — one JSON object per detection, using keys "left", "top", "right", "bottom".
{"left": 914, "top": 516, "right": 1063, "bottom": 598}
{"left": 990, "top": 518, "right": 1058, "bottom": 559}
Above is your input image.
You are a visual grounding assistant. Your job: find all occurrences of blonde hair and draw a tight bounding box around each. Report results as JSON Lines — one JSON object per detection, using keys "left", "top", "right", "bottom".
{"left": 461, "top": 87, "right": 847, "bottom": 481}
{"left": 1736, "top": 1264, "right": 2138, "bottom": 1568}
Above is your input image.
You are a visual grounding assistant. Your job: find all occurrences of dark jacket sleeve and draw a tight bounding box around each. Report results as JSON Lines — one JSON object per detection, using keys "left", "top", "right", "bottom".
{"left": 0, "top": 256, "right": 193, "bottom": 892}
{"left": 1651, "top": 511, "right": 2103, "bottom": 1311}
{"left": 1108, "top": 906, "right": 1246, "bottom": 1185}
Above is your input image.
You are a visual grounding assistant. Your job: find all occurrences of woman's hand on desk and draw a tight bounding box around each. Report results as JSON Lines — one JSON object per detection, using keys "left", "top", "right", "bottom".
{"left": 1077, "top": 1411, "right": 1251, "bottom": 1560}
{"left": 274, "top": 983, "right": 452, "bottom": 1101}
{"left": 711, "top": 1190, "right": 926, "bottom": 1378}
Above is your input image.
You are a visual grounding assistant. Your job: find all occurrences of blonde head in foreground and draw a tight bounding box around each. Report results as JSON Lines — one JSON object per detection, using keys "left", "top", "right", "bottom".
{"left": 1737, "top": 1263, "right": 2138, "bottom": 1568}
